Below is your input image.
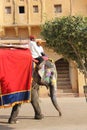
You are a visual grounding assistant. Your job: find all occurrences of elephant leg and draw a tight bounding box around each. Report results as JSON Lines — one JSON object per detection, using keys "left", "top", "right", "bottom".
{"left": 8, "top": 104, "right": 21, "bottom": 124}
{"left": 31, "top": 85, "right": 44, "bottom": 119}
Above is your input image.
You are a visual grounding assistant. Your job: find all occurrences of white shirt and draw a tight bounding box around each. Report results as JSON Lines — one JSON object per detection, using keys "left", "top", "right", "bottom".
{"left": 29, "top": 40, "right": 42, "bottom": 58}
{"left": 37, "top": 46, "right": 44, "bottom": 54}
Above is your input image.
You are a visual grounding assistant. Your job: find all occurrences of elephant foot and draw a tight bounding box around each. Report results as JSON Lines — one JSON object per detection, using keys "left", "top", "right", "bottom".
{"left": 8, "top": 118, "right": 19, "bottom": 124}
{"left": 34, "top": 114, "right": 44, "bottom": 120}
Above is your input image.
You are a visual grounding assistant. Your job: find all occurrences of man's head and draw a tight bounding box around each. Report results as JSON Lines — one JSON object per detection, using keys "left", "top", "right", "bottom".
{"left": 36, "top": 39, "right": 42, "bottom": 46}
{"left": 29, "top": 35, "right": 35, "bottom": 41}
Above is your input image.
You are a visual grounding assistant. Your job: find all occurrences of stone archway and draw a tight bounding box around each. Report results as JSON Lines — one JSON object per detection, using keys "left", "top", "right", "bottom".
{"left": 55, "top": 58, "right": 72, "bottom": 90}
{"left": 44, "top": 48, "right": 78, "bottom": 95}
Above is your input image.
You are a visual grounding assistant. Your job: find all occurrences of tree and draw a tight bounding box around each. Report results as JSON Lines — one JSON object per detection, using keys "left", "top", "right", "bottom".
{"left": 41, "top": 16, "right": 87, "bottom": 85}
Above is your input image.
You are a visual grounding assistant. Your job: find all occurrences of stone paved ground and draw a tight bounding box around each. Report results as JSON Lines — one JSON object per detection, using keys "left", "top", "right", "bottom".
{"left": 0, "top": 97, "right": 87, "bottom": 130}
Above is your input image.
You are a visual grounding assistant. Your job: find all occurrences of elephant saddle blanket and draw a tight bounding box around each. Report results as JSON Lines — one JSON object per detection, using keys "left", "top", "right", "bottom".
{"left": 0, "top": 48, "right": 32, "bottom": 108}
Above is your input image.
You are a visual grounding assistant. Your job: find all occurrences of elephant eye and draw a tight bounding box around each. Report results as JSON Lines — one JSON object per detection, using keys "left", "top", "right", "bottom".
{"left": 51, "top": 71, "right": 54, "bottom": 75}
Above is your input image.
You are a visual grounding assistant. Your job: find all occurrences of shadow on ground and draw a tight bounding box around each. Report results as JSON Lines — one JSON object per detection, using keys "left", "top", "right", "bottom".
{"left": 0, "top": 125, "right": 14, "bottom": 130}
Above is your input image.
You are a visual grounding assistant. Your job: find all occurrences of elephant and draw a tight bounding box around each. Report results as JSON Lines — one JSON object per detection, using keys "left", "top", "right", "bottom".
{"left": 8, "top": 59, "right": 62, "bottom": 124}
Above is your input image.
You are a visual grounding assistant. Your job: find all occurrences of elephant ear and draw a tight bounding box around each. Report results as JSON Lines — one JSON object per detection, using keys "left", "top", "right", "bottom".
{"left": 38, "top": 60, "right": 55, "bottom": 84}
{"left": 38, "top": 64, "right": 45, "bottom": 78}
{"left": 38, "top": 66, "right": 52, "bottom": 84}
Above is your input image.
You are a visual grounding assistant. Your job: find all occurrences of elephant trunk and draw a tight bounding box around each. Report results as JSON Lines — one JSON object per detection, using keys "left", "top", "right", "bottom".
{"left": 49, "top": 73, "right": 62, "bottom": 116}
{"left": 50, "top": 85, "right": 62, "bottom": 116}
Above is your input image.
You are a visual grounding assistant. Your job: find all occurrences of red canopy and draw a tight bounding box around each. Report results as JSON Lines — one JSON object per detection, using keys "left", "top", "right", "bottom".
{"left": 0, "top": 48, "right": 32, "bottom": 108}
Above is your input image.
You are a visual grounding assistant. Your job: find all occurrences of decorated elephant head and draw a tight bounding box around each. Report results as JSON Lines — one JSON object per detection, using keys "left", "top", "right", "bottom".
{"left": 33, "top": 59, "right": 62, "bottom": 116}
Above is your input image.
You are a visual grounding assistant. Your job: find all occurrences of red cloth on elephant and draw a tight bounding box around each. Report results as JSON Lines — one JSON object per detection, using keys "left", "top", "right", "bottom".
{"left": 0, "top": 48, "right": 32, "bottom": 108}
